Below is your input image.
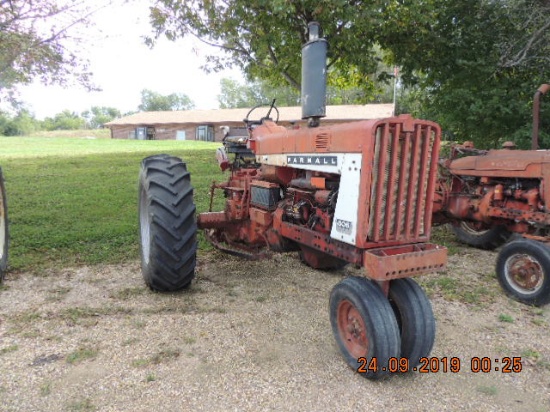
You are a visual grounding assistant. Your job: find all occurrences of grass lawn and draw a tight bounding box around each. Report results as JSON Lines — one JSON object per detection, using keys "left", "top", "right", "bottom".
{"left": 0, "top": 135, "right": 223, "bottom": 273}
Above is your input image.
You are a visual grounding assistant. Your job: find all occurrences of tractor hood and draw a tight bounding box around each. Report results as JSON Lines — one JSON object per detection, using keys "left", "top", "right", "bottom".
{"left": 451, "top": 149, "right": 550, "bottom": 172}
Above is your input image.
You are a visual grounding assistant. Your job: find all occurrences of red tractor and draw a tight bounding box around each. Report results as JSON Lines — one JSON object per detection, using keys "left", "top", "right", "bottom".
{"left": 434, "top": 84, "right": 550, "bottom": 306}
{"left": 138, "top": 23, "right": 447, "bottom": 379}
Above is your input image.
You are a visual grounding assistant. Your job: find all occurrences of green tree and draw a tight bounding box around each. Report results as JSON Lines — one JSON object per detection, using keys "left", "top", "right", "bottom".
{"left": 0, "top": 0, "right": 114, "bottom": 102}
{"left": 43, "top": 110, "right": 85, "bottom": 130}
{"left": 217, "top": 75, "right": 392, "bottom": 109}
{"left": 0, "top": 108, "right": 39, "bottom": 136}
{"left": 138, "top": 89, "right": 195, "bottom": 111}
{"left": 377, "top": 0, "right": 550, "bottom": 148}
{"left": 82, "top": 106, "right": 121, "bottom": 129}
{"left": 148, "top": 1, "right": 385, "bottom": 93}
{"left": 217, "top": 78, "right": 299, "bottom": 108}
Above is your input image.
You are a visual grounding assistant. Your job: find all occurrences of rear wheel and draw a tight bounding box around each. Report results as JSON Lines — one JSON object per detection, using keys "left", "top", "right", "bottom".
{"left": 0, "top": 167, "right": 8, "bottom": 281}
{"left": 496, "top": 239, "right": 550, "bottom": 306}
{"left": 138, "top": 155, "right": 197, "bottom": 292}
{"left": 388, "top": 278, "right": 435, "bottom": 369}
{"left": 452, "top": 222, "right": 511, "bottom": 250}
{"left": 329, "top": 277, "right": 400, "bottom": 379}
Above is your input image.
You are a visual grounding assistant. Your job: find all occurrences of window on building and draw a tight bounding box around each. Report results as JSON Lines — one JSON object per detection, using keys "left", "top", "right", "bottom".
{"left": 196, "top": 125, "right": 214, "bottom": 142}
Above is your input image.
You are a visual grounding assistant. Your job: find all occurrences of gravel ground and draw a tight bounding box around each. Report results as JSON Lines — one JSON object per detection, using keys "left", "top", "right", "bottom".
{"left": 0, "top": 244, "right": 549, "bottom": 412}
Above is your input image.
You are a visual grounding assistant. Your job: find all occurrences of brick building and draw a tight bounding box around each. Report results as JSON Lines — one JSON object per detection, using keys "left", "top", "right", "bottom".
{"left": 104, "top": 104, "right": 394, "bottom": 142}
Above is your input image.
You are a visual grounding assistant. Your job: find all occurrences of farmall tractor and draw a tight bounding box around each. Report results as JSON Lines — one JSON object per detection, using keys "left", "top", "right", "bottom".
{"left": 434, "top": 83, "right": 550, "bottom": 306}
{"left": 138, "top": 23, "right": 447, "bottom": 379}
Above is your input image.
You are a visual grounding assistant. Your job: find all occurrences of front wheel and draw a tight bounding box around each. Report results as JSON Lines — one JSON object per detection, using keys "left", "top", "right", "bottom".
{"left": 496, "top": 239, "right": 550, "bottom": 306}
{"left": 0, "top": 167, "right": 8, "bottom": 281}
{"left": 388, "top": 278, "right": 435, "bottom": 369}
{"left": 138, "top": 155, "right": 197, "bottom": 292}
{"left": 329, "top": 277, "right": 400, "bottom": 379}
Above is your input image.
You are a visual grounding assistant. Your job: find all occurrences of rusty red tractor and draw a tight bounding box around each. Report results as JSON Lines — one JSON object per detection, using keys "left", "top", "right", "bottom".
{"left": 434, "top": 83, "right": 550, "bottom": 306}
{"left": 138, "top": 23, "right": 447, "bottom": 379}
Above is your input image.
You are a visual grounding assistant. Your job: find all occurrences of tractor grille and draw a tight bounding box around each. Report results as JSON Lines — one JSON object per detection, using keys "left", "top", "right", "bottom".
{"left": 368, "top": 120, "right": 439, "bottom": 243}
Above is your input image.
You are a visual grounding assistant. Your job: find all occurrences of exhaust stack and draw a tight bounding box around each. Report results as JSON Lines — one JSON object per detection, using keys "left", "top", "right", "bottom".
{"left": 301, "top": 22, "right": 327, "bottom": 128}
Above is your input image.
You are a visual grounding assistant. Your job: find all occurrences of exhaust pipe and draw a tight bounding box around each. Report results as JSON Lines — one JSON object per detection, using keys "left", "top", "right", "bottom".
{"left": 301, "top": 22, "right": 327, "bottom": 128}
{"left": 532, "top": 83, "right": 550, "bottom": 150}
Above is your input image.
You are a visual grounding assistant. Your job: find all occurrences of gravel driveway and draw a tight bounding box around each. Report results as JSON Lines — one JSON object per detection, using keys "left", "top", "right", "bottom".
{"left": 0, "top": 246, "right": 549, "bottom": 412}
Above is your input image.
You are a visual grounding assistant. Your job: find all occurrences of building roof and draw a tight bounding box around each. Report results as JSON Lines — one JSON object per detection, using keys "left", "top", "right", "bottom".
{"left": 104, "top": 104, "right": 394, "bottom": 127}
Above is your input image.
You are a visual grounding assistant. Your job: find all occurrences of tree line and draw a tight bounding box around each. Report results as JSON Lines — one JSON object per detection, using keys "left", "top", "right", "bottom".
{"left": 0, "top": 88, "right": 196, "bottom": 136}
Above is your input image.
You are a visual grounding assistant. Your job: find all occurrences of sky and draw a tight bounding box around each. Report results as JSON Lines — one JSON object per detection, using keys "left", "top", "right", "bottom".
{"left": 17, "top": 0, "right": 241, "bottom": 119}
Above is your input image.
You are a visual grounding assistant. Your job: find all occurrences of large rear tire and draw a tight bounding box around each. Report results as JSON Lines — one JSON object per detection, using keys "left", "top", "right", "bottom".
{"left": 451, "top": 222, "right": 511, "bottom": 250}
{"left": 0, "top": 167, "right": 8, "bottom": 282}
{"left": 388, "top": 278, "right": 435, "bottom": 370}
{"left": 329, "top": 277, "right": 400, "bottom": 379}
{"left": 496, "top": 239, "right": 550, "bottom": 306}
{"left": 138, "top": 155, "right": 197, "bottom": 292}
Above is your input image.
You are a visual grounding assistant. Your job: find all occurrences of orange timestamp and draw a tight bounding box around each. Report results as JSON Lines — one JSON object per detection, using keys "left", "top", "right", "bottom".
{"left": 357, "top": 356, "right": 523, "bottom": 374}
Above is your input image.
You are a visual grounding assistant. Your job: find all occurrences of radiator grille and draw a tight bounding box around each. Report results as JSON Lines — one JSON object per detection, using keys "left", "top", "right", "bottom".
{"left": 368, "top": 121, "right": 438, "bottom": 242}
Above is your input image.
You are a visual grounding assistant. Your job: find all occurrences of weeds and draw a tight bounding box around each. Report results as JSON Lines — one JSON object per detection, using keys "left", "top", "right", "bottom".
{"left": 40, "top": 381, "right": 52, "bottom": 396}
{"left": 183, "top": 336, "right": 196, "bottom": 345}
{"left": 66, "top": 346, "right": 99, "bottom": 364}
{"left": 110, "top": 287, "right": 146, "bottom": 300}
{"left": 132, "top": 347, "right": 181, "bottom": 368}
{"left": 66, "top": 397, "right": 96, "bottom": 411}
{"left": 477, "top": 385, "right": 498, "bottom": 396}
{"left": 498, "top": 314, "right": 514, "bottom": 323}
{"left": 0, "top": 345, "right": 18, "bottom": 355}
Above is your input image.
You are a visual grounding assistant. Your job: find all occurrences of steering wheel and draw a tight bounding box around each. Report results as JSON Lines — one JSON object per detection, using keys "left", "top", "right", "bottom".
{"left": 243, "top": 99, "right": 279, "bottom": 126}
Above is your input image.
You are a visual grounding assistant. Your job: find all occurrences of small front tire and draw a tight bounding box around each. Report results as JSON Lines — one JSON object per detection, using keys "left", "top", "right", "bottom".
{"left": 329, "top": 277, "right": 400, "bottom": 379}
{"left": 388, "top": 278, "right": 435, "bottom": 369}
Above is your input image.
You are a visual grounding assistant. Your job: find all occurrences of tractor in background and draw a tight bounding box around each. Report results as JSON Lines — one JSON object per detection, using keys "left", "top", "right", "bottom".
{"left": 138, "top": 22, "right": 447, "bottom": 379}
{"left": 433, "top": 84, "right": 550, "bottom": 306}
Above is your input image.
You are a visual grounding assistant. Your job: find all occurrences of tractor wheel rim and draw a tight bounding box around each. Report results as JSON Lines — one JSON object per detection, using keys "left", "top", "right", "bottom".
{"left": 337, "top": 299, "right": 368, "bottom": 358}
{"left": 504, "top": 254, "right": 544, "bottom": 294}
{"left": 139, "top": 189, "right": 150, "bottom": 265}
{"left": 460, "top": 221, "right": 490, "bottom": 235}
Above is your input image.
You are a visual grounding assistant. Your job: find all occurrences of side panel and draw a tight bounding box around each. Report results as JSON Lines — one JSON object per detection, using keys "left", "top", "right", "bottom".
{"left": 331, "top": 155, "right": 362, "bottom": 245}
